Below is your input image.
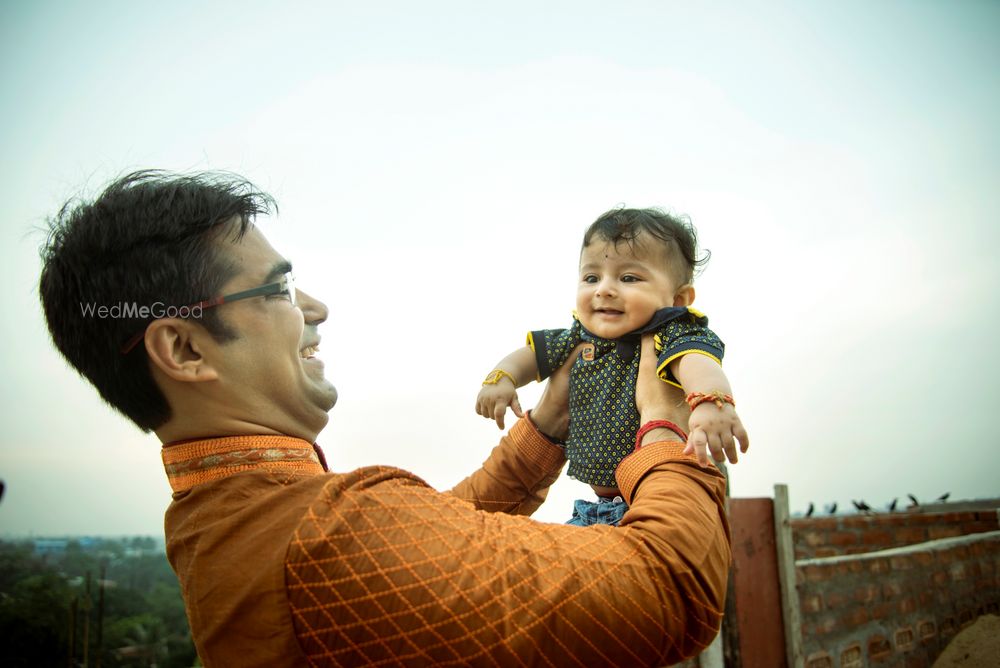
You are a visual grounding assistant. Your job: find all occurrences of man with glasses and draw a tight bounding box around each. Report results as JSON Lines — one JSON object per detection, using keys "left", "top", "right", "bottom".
{"left": 40, "top": 171, "right": 732, "bottom": 667}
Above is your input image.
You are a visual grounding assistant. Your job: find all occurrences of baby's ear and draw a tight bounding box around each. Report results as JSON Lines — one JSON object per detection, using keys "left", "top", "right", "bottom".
{"left": 673, "top": 284, "right": 696, "bottom": 307}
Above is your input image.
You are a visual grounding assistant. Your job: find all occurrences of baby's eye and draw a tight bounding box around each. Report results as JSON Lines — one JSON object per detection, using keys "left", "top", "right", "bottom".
{"left": 582, "top": 275, "right": 599, "bottom": 284}
{"left": 621, "top": 274, "right": 641, "bottom": 283}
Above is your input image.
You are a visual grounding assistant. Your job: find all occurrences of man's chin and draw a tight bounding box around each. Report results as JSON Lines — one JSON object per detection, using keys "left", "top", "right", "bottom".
{"left": 301, "top": 389, "right": 336, "bottom": 440}
{"left": 315, "top": 382, "right": 338, "bottom": 411}
{"left": 302, "top": 364, "right": 337, "bottom": 408}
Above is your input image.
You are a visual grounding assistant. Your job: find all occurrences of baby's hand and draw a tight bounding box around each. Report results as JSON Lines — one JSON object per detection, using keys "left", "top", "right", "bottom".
{"left": 684, "top": 402, "right": 749, "bottom": 467}
{"left": 476, "top": 379, "right": 523, "bottom": 430}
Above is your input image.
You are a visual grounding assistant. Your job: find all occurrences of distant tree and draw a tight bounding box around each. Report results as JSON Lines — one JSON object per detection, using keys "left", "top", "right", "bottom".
{"left": 103, "top": 613, "right": 168, "bottom": 667}
{"left": 147, "top": 581, "right": 187, "bottom": 633}
{"left": 98, "top": 537, "right": 126, "bottom": 559}
{"left": 0, "top": 542, "right": 44, "bottom": 591}
{"left": 102, "top": 583, "right": 149, "bottom": 620}
{"left": 0, "top": 539, "right": 196, "bottom": 667}
{"left": 0, "top": 570, "right": 71, "bottom": 667}
{"left": 58, "top": 542, "right": 99, "bottom": 580}
{"left": 111, "top": 553, "right": 176, "bottom": 592}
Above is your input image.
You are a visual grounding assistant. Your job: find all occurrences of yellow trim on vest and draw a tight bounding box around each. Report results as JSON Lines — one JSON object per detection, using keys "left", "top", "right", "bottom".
{"left": 686, "top": 306, "right": 706, "bottom": 319}
{"left": 655, "top": 350, "right": 723, "bottom": 389}
{"left": 524, "top": 332, "right": 543, "bottom": 382}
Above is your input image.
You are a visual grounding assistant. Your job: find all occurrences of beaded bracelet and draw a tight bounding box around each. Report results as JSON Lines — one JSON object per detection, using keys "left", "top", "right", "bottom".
{"left": 686, "top": 391, "right": 735, "bottom": 411}
{"left": 482, "top": 369, "right": 517, "bottom": 386}
{"left": 634, "top": 420, "right": 689, "bottom": 450}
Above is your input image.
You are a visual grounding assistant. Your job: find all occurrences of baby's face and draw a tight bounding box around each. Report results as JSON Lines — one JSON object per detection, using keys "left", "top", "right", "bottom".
{"left": 576, "top": 233, "right": 685, "bottom": 339}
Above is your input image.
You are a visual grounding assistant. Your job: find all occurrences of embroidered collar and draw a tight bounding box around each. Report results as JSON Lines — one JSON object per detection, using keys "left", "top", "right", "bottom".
{"left": 161, "top": 434, "right": 328, "bottom": 493}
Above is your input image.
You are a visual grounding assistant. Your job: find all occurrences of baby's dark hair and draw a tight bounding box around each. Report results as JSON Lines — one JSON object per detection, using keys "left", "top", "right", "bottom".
{"left": 582, "top": 207, "right": 709, "bottom": 284}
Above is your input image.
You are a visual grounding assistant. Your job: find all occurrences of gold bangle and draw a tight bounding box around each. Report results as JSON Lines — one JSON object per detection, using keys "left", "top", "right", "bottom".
{"left": 482, "top": 369, "right": 517, "bottom": 386}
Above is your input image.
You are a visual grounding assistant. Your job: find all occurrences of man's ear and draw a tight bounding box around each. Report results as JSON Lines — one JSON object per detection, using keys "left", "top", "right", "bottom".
{"left": 144, "top": 319, "right": 219, "bottom": 383}
{"left": 673, "top": 284, "right": 696, "bottom": 307}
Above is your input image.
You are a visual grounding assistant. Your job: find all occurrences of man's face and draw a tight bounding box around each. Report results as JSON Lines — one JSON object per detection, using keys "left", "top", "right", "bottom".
{"left": 576, "top": 233, "right": 684, "bottom": 339}
{"left": 207, "top": 225, "right": 337, "bottom": 440}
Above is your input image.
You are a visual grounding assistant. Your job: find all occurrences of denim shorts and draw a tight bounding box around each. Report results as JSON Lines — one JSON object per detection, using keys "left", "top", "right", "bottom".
{"left": 566, "top": 495, "right": 629, "bottom": 527}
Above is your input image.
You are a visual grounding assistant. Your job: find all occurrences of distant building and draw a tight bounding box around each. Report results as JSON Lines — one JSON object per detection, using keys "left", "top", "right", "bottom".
{"left": 32, "top": 539, "right": 68, "bottom": 556}
{"left": 31, "top": 536, "right": 103, "bottom": 556}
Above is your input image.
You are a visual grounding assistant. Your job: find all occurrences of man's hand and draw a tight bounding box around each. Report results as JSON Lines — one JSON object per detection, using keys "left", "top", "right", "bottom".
{"left": 476, "top": 380, "right": 523, "bottom": 430}
{"left": 635, "top": 336, "right": 689, "bottom": 432}
{"left": 530, "top": 343, "right": 589, "bottom": 442}
{"left": 635, "top": 335, "right": 696, "bottom": 451}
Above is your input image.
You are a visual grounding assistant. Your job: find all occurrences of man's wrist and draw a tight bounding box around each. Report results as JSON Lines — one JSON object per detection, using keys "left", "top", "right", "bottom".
{"left": 635, "top": 419, "right": 688, "bottom": 449}
{"left": 525, "top": 410, "right": 565, "bottom": 445}
{"left": 638, "top": 410, "right": 689, "bottom": 439}
{"left": 639, "top": 410, "right": 681, "bottom": 425}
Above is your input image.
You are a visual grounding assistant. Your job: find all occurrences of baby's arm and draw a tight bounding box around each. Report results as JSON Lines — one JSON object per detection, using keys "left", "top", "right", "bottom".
{"left": 670, "top": 354, "right": 749, "bottom": 466}
{"left": 476, "top": 346, "right": 539, "bottom": 430}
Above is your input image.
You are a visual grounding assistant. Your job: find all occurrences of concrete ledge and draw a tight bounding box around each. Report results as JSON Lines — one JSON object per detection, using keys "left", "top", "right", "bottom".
{"left": 798, "top": 529, "right": 1000, "bottom": 566}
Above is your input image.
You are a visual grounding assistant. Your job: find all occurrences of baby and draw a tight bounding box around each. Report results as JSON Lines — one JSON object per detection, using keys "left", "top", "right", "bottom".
{"left": 476, "top": 207, "right": 748, "bottom": 526}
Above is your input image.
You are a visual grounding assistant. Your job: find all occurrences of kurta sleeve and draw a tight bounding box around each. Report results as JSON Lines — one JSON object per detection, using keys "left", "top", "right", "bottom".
{"left": 655, "top": 307, "right": 725, "bottom": 387}
{"left": 284, "top": 418, "right": 731, "bottom": 667}
{"left": 528, "top": 317, "right": 585, "bottom": 381}
{"left": 447, "top": 416, "right": 566, "bottom": 516}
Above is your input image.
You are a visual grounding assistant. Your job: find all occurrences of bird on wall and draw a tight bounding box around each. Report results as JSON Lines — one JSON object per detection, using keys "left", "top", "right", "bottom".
{"left": 907, "top": 494, "right": 920, "bottom": 508}
{"left": 936, "top": 492, "right": 950, "bottom": 503}
{"left": 888, "top": 498, "right": 898, "bottom": 512}
{"left": 806, "top": 502, "right": 815, "bottom": 517}
{"left": 825, "top": 502, "right": 838, "bottom": 515}
{"left": 852, "top": 500, "right": 873, "bottom": 514}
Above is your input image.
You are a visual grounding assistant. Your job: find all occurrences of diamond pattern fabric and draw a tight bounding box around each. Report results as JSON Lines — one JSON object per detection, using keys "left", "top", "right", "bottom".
{"left": 164, "top": 418, "right": 730, "bottom": 667}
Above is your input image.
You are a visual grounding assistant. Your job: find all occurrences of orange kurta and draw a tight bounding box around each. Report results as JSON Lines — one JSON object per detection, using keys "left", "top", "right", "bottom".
{"left": 163, "top": 417, "right": 731, "bottom": 667}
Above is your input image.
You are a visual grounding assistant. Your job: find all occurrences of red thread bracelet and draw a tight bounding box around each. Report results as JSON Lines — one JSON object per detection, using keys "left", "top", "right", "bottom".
{"left": 686, "top": 391, "right": 735, "bottom": 411}
{"left": 635, "top": 420, "right": 689, "bottom": 450}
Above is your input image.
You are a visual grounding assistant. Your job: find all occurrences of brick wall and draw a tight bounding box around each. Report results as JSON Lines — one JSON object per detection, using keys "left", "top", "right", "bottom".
{"left": 790, "top": 510, "right": 999, "bottom": 560}
{"left": 795, "top": 531, "right": 1000, "bottom": 668}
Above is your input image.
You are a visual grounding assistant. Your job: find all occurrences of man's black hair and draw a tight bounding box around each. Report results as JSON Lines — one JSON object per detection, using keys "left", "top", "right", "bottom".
{"left": 39, "top": 170, "right": 276, "bottom": 432}
{"left": 582, "top": 207, "right": 709, "bottom": 285}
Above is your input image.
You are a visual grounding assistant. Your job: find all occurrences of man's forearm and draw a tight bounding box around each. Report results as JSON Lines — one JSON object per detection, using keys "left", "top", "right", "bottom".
{"left": 448, "top": 417, "right": 565, "bottom": 515}
{"left": 615, "top": 444, "right": 731, "bottom": 661}
{"left": 288, "top": 438, "right": 731, "bottom": 666}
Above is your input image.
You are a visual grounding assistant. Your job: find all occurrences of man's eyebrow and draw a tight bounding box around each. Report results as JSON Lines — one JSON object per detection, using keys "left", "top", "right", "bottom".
{"left": 263, "top": 260, "right": 293, "bottom": 283}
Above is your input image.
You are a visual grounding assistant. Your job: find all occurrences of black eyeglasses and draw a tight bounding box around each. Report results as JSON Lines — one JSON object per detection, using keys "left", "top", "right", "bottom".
{"left": 120, "top": 272, "right": 296, "bottom": 354}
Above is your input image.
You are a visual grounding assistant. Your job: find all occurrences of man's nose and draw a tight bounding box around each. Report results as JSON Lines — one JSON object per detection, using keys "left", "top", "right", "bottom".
{"left": 296, "top": 288, "right": 328, "bottom": 325}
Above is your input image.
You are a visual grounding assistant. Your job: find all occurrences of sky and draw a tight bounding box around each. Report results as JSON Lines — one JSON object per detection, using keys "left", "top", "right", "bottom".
{"left": 1, "top": 0, "right": 998, "bottom": 535}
